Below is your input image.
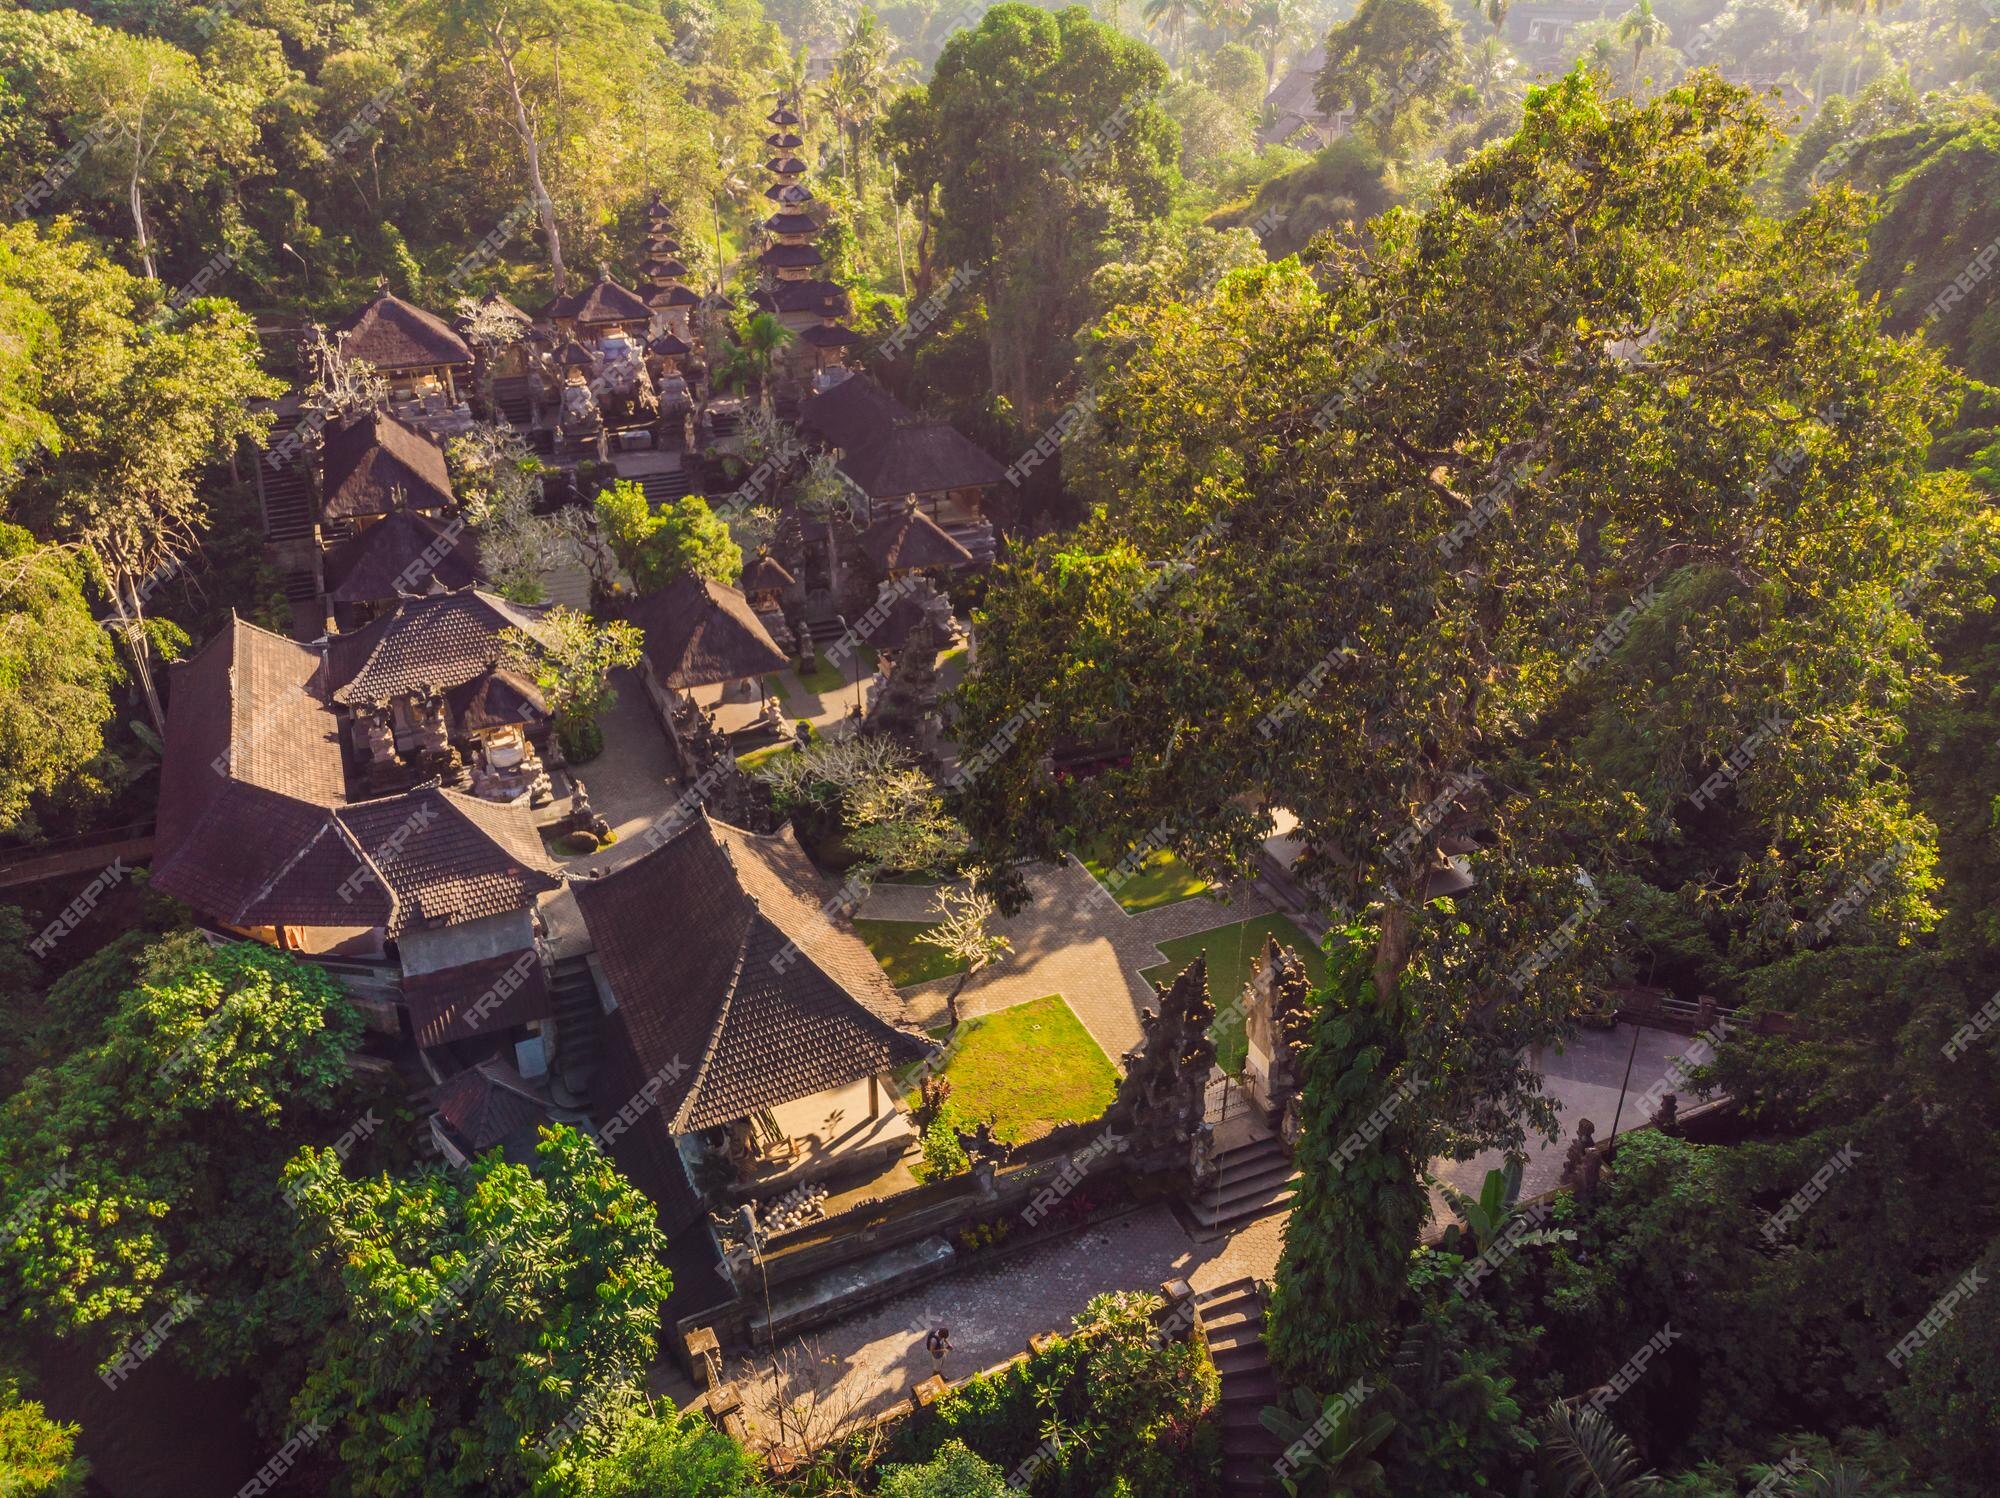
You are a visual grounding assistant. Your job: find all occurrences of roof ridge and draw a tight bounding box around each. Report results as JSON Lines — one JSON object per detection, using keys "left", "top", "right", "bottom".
{"left": 326, "top": 805, "right": 401, "bottom": 929}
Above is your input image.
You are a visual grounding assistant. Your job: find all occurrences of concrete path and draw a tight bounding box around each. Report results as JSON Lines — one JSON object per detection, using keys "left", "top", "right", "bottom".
{"left": 858, "top": 857, "right": 1279, "bottom": 1065}
{"left": 543, "top": 669, "right": 681, "bottom": 876}
{"left": 718, "top": 1022, "right": 1693, "bottom": 1453}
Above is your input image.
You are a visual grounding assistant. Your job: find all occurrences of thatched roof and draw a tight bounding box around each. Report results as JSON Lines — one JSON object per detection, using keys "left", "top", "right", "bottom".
{"left": 334, "top": 290, "right": 473, "bottom": 370}
{"left": 320, "top": 409, "right": 455, "bottom": 521}
{"left": 856, "top": 505, "right": 977, "bottom": 571}
{"left": 627, "top": 574, "right": 789, "bottom": 689}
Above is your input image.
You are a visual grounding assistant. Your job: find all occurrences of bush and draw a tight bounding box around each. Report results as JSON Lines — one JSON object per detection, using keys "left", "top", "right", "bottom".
{"left": 874, "top": 1439, "right": 1007, "bottom": 1497}
{"left": 915, "top": 1110, "right": 969, "bottom": 1183}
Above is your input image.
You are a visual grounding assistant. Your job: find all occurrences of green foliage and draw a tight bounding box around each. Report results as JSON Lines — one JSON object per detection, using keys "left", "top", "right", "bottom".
{"left": 887, "top": 1290, "right": 1219, "bottom": 1494}
{"left": 1258, "top": 1384, "right": 1394, "bottom": 1495}
{"left": 1535, "top": 1400, "right": 1660, "bottom": 1496}
{"left": 0, "top": 524, "right": 121, "bottom": 834}
{"left": 1315, "top": 0, "right": 1464, "bottom": 153}
{"left": 500, "top": 607, "right": 644, "bottom": 762}
{"left": 552, "top": 1406, "right": 766, "bottom": 1497}
{"left": 874, "top": 1438, "right": 1008, "bottom": 1497}
{"left": 0, "top": 1375, "right": 86, "bottom": 1498}
{"left": 594, "top": 482, "right": 741, "bottom": 590}
{"left": 0, "top": 934, "right": 366, "bottom": 1366}
{"left": 915, "top": 1108, "right": 970, "bottom": 1182}
{"left": 282, "top": 1125, "right": 674, "bottom": 1498}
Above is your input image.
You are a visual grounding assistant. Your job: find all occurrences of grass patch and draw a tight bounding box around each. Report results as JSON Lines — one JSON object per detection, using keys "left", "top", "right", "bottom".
{"left": 791, "top": 646, "right": 877, "bottom": 696}
{"left": 905, "top": 995, "right": 1116, "bottom": 1144}
{"left": 1140, "top": 915, "right": 1327, "bottom": 1075}
{"left": 1078, "top": 844, "right": 1210, "bottom": 912}
{"left": 735, "top": 721, "right": 820, "bottom": 771}
{"left": 853, "top": 918, "right": 967, "bottom": 987}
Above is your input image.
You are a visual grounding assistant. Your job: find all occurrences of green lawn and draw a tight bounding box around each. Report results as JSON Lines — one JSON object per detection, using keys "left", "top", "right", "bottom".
{"left": 1078, "top": 843, "right": 1210, "bottom": 912}
{"left": 903, "top": 995, "right": 1117, "bottom": 1144}
{"left": 735, "top": 721, "right": 820, "bottom": 771}
{"left": 1139, "top": 914, "right": 1327, "bottom": 1075}
{"left": 784, "top": 645, "right": 876, "bottom": 697}
{"left": 853, "top": 918, "right": 967, "bottom": 987}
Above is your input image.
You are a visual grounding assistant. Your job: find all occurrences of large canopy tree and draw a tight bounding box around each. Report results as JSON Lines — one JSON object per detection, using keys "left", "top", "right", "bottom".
{"left": 946, "top": 69, "right": 1996, "bottom": 1385}
{"left": 883, "top": 3, "right": 1179, "bottom": 417}
{"left": 0, "top": 221, "right": 278, "bottom": 731}
{"left": 280, "top": 1127, "right": 674, "bottom": 1498}
{"left": 0, "top": 934, "right": 366, "bottom": 1368}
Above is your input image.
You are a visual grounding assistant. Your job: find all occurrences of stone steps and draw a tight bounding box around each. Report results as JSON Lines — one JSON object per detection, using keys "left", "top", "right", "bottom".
{"left": 1187, "top": 1134, "right": 1298, "bottom": 1233}
{"left": 1198, "top": 1277, "right": 1284, "bottom": 1494}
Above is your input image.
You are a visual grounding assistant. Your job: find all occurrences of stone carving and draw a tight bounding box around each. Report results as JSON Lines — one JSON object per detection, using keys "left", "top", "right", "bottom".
{"left": 1240, "top": 935, "right": 1314, "bottom": 1141}
{"left": 1559, "top": 1117, "right": 1603, "bottom": 1199}
{"left": 1105, "top": 956, "right": 1217, "bottom": 1179}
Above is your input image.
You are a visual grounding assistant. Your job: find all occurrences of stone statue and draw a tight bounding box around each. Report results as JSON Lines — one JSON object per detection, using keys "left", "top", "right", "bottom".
{"left": 1105, "top": 956, "right": 1217, "bottom": 1174}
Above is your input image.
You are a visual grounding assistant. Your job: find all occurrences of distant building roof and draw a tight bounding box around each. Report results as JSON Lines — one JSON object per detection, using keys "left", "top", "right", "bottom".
{"left": 625, "top": 574, "right": 790, "bottom": 690}
{"left": 151, "top": 617, "right": 559, "bottom": 936}
{"left": 573, "top": 813, "right": 934, "bottom": 1136}
{"left": 1258, "top": 46, "right": 1350, "bottom": 149}
{"left": 753, "top": 279, "right": 847, "bottom": 318}
{"left": 740, "top": 552, "right": 796, "bottom": 593}
{"left": 765, "top": 156, "right": 809, "bottom": 175}
{"left": 324, "top": 588, "right": 554, "bottom": 705}
{"left": 543, "top": 276, "right": 652, "bottom": 325}
{"left": 323, "top": 509, "right": 481, "bottom": 603}
{"left": 797, "top": 371, "right": 910, "bottom": 452}
{"left": 758, "top": 242, "right": 825, "bottom": 270}
{"left": 320, "top": 409, "right": 455, "bottom": 522}
{"left": 762, "top": 211, "right": 818, "bottom": 236}
{"left": 408, "top": 954, "right": 553, "bottom": 1050}
{"left": 856, "top": 504, "right": 977, "bottom": 571}
{"left": 799, "top": 374, "right": 1005, "bottom": 500}
{"left": 333, "top": 290, "right": 473, "bottom": 371}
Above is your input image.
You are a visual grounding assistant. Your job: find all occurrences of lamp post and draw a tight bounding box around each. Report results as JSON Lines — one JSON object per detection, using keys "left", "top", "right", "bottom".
{"left": 280, "top": 241, "right": 309, "bottom": 290}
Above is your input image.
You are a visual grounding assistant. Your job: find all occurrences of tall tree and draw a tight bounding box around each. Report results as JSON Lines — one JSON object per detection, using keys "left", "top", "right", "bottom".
{"left": 0, "top": 526, "right": 123, "bottom": 836}
{"left": 944, "top": 70, "right": 1995, "bottom": 1384}
{"left": 1313, "top": 0, "right": 1463, "bottom": 154}
{"left": 883, "top": 3, "right": 1179, "bottom": 416}
{"left": 280, "top": 1127, "right": 673, "bottom": 1498}
{"left": 0, "top": 221, "right": 278, "bottom": 731}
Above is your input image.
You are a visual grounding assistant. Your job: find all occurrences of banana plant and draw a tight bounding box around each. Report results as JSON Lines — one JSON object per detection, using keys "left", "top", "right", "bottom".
{"left": 1532, "top": 1400, "right": 1660, "bottom": 1497}
{"left": 1438, "top": 1162, "right": 1575, "bottom": 1259}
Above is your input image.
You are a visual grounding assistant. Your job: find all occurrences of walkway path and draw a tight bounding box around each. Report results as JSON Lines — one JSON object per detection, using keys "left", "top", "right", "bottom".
{"left": 857, "top": 857, "right": 1280, "bottom": 1064}
{"left": 718, "top": 1022, "right": 1691, "bottom": 1451}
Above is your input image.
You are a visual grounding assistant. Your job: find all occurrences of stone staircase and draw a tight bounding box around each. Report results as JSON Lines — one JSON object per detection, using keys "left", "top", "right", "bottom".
{"left": 1187, "top": 1088, "right": 1299, "bottom": 1236}
{"left": 548, "top": 954, "right": 601, "bottom": 1104}
{"left": 491, "top": 375, "right": 535, "bottom": 430}
{"left": 259, "top": 455, "right": 315, "bottom": 544}
{"left": 1198, "top": 1277, "right": 1284, "bottom": 1494}
{"left": 638, "top": 464, "right": 694, "bottom": 505}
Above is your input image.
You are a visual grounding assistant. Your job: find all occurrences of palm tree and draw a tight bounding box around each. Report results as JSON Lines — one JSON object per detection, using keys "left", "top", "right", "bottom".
{"left": 1143, "top": 0, "right": 1194, "bottom": 70}
{"left": 707, "top": 135, "right": 755, "bottom": 298}
{"left": 1535, "top": 1402, "right": 1662, "bottom": 1496}
{"left": 1466, "top": 35, "right": 1524, "bottom": 112}
{"left": 1246, "top": 0, "right": 1292, "bottom": 89}
{"left": 1484, "top": 0, "right": 1510, "bottom": 31}
{"left": 1616, "top": 0, "right": 1670, "bottom": 77}
{"left": 1205, "top": 0, "right": 1251, "bottom": 42}
{"left": 719, "top": 311, "right": 795, "bottom": 410}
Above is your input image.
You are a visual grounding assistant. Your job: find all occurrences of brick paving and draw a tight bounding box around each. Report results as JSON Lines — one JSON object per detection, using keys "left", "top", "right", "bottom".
{"left": 722, "top": 1201, "right": 1291, "bottom": 1447}
{"left": 857, "top": 857, "right": 1279, "bottom": 1064}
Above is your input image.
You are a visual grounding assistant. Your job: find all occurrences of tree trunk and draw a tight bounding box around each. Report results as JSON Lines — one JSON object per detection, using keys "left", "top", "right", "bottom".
{"left": 494, "top": 30, "right": 566, "bottom": 296}
{"left": 129, "top": 162, "right": 157, "bottom": 281}
{"left": 95, "top": 545, "right": 165, "bottom": 733}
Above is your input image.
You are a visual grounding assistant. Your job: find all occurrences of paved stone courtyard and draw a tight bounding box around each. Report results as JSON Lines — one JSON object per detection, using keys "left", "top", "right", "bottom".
{"left": 856, "top": 857, "right": 1279, "bottom": 1062}
{"left": 716, "top": 1021, "right": 1682, "bottom": 1449}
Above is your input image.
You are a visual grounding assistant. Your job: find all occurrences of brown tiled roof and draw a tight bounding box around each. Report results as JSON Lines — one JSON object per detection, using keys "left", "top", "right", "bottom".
{"left": 573, "top": 814, "right": 934, "bottom": 1134}
{"left": 333, "top": 291, "right": 473, "bottom": 370}
{"left": 758, "top": 242, "right": 824, "bottom": 270}
{"left": 407, "top": 953, "right": 553, "bottom": 1049}
{"left": 544, "top": 277, "right": 651, "bottom": 325}
{"left": 800, "top": 323, "right": 861, "bottom": 349}
{"left": 856, "top": 504, "right": 978, "bottom": 570}
{"left": 324, "top": 510, "right": 481, "bottom": 602}
{"left": 338, "top": 787, "right": 561, "bottom": 933}
{"left": 151, "top": 616, "right": 559, "bottom": 936}
{"left": 325, "top": 589, "right": 552, "bottom": 706}
{"left": 426, "top": 1057, "right": 551, "bottom": 1155}
{"left": 626, "top": 575, "right": 789, "bottom": 690}
{"left": 320, "top": 409, "right": 455, "bottom": 522}
{"left": 762, "top": 212, "right": 816, "bottom": 235}
{"left": 844, "top": 425, "right": 1008, "bottom": 503}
